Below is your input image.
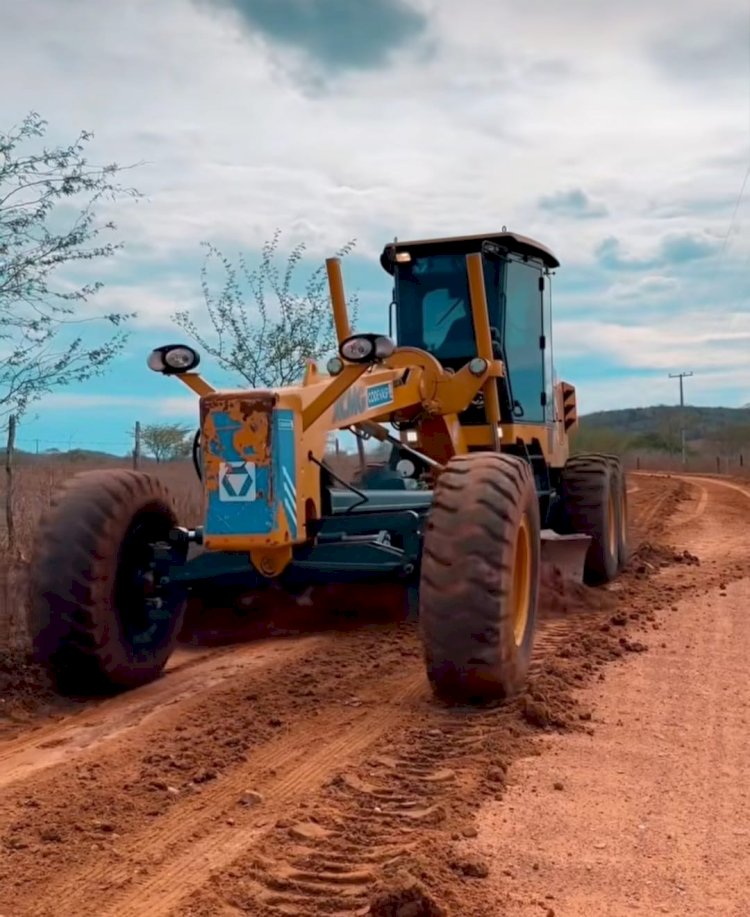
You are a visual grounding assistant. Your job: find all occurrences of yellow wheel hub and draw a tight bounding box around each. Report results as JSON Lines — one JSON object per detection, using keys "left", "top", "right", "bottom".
{"left": 511, "top": 513, "right": 532, "bottom": 647}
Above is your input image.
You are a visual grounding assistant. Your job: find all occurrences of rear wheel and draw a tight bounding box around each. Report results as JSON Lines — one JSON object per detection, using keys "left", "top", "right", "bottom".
{"left": 419, "top": 453, "right": 540, "bottom": 704}
{"left": 560, "top": 454, "right": 619, "bottom": 585}
{"left": 29, "top": 470, "right": 187, "bottom": 695}
{"left": 602, "top": 454, "right": 629, "bottom": 570}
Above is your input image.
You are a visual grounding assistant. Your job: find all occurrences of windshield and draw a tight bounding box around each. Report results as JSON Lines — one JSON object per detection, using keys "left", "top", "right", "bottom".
{"left": 394, "top": 253, "right": 503, "bottom": 361}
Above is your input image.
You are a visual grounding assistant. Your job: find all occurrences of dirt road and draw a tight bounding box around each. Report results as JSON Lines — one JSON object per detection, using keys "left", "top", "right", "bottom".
{"left": 466, "top": 474, "right": 750, "bottom": 917}
{"left": 0, "top": 473, "right": 747, "bottom": 916}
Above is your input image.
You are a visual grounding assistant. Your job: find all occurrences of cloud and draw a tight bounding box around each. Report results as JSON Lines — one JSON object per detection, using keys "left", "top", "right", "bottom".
{"left": 89, "top": 279, "right": 203, "bottom": 331}
{"left": 595, "top": 232, "right": 721, "bottom": 272}
{"left": 195, "top": 0, "right": 429, "bottom": 75}
{"left": 648, "top": 11, "right": 750, "bottom": 86}
{"left": 538, "top": 189, "right": 608, "bottom": 219}
{"left": 608, "top": 274, "right": 679, "bottom": 300}
{"left": 555, "top": 312, "right": 750, "bottom": 372}
{"left": 3, "top": 0, "right": 750, "bottom": 430}
{"left": 39, "top": 392, "right": 197, "bottom": 417}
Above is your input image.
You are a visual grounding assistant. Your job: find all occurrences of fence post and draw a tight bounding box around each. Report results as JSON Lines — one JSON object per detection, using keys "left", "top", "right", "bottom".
{"left": 636, "top": 456, "right": 641, "bottom": 471}
{"left": 5, "top": 415, "right": 16, "bottom": 556}
{"left": 133, "top": 420, "right": 141, "bottom": 470}
{"left": 716, "top": 455, "right": 721, "bottom": 473}
{"left": 740, "top": 453, "right": 744, "bottom": 468}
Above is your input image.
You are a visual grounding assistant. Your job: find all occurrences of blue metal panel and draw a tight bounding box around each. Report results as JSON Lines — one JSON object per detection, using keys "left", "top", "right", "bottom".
{"left": 204, "top": 409, "right": 273, "bottom": 537}
{"left": 273, "top": 409, "right": 297, "bottom": 539}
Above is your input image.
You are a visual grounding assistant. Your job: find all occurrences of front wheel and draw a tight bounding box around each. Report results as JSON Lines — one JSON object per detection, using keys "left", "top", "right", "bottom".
{"left": 29, "top": 470, "right": 187, "bottom": 695}
{"left": 419, "top": 453, "right": 541, "bottom": 704}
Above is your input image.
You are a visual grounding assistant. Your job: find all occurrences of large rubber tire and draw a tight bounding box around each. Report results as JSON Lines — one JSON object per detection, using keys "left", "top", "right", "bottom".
{"left": 28, "top": 470, "right": 187, "bottom": 695}
{"left": 419, "top": 453, "right": 541, "bottom": 704}
{"left": 560, "top": 454, "right": 619, "bottom": 585}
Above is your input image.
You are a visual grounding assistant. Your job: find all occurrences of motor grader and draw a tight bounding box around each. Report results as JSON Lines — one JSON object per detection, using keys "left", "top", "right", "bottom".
{"left": 28, "top": 231, "right": 628, "bottom": 702}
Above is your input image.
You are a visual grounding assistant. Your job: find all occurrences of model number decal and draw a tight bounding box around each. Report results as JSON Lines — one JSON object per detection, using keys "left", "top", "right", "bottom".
{"left": 332, "top": 381, "right": 394, "bottom": 423}
{"left": 366, "top": 381, "right": 393, "bottom": 410}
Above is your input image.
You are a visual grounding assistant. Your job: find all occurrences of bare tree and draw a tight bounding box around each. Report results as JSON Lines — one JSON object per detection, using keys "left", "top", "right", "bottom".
{"left": 141, "top": 423, "right": 192, "bottom": 463}
{"left": 0, "top": 112, "right": 139, "bottom": 423}
{"left": 172, "top": 229, "right": 359, "bottom": 388}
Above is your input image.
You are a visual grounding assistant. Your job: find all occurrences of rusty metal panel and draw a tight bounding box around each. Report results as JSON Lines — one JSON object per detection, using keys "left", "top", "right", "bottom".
{"left": 200, "top": 393, "right": 297, "bottom": 545}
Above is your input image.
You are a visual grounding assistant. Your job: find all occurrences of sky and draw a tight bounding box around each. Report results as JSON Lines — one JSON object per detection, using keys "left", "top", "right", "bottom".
{"left": 2, "top": 0, "right": 750, "bottom": 455}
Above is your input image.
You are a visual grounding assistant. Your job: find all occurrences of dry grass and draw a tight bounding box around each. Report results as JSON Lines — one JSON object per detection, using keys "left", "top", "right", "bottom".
{"left": 0, "top": 460, "right": 203, "bottom": 649}
{"left": 0, "top": 460, "right": 203, "bottom": 558}
{"left": 623, "top": 452, "right": 750, "bottom": 476}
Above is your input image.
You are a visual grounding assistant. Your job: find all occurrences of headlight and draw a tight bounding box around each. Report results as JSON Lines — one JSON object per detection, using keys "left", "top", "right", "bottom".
{"left": 396, "top": 458, "right": 416, "bottom": 478}
{"left": 147, "top": 344, "right": 201, "bottom": 375}
{"left": 339, "top": 333, "right": 396, "bottom": 364}
{"left": 326, "top": 356, "right": 344, "bottom": 376}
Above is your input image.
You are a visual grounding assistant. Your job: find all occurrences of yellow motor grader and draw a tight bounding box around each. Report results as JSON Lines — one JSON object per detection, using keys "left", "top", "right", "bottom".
{"left": 29, "top": 231, "right": 628, "bottom": 702}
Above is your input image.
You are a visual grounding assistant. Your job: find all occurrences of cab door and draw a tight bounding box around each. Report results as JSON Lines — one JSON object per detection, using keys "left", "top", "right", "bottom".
{"left": 502, "top": 258, "right": 546, "bottom": 424}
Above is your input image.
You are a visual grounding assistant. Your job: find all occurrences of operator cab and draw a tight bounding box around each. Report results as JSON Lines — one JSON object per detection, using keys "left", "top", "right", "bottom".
{"left": 380, "top": 232, "right": 559, "bottom": 426}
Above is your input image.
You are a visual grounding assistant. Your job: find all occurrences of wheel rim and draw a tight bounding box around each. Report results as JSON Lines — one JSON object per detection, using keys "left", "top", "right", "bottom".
{"left": 511, "top": 513, "right": 532, "bottom": 647}
{"left": 608, "top": 487, "right": 617, "bottom": 559}
{"left": 115, "top": 511, "right": 176, "bottom": 652}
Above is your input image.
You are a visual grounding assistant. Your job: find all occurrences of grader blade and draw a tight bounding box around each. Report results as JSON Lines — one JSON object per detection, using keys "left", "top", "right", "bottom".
{"left": 540, "top": 530, "right": 592, "bottom": 584}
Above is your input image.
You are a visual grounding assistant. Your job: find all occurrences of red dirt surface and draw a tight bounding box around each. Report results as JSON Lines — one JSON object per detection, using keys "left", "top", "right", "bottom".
{"left": 463, "top": 473, "right": 750, "bottom": 916}
{"left": 0, "top": 473, "right": 744, "bottom": 916}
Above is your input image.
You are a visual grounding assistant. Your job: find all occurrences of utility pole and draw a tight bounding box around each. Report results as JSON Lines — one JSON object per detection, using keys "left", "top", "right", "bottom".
{"left": 669, "top": 371, "right": 693, "bottom": 467}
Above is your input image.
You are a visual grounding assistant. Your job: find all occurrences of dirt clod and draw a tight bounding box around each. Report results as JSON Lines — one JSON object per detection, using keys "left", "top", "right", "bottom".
{"left": 368, "top": 877, "right": 447, "bottom": 917}
{"left": 451, "top": 856, "right": 490, "bottom": 879}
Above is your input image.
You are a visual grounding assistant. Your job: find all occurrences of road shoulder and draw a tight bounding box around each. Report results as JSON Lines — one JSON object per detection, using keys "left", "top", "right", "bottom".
{"left": 464, "top": 570, "right": 750, "bottom": 917}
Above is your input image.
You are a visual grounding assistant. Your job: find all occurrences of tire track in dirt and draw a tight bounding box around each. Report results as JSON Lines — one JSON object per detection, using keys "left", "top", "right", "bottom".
{"left": 172, "top": 480, "right": 705, "bottom": 917}
{"left": 33, "top": 581, "right": 632, "bottom": 917}
{"left": 0, "top": 637, "right": 322, "bottom": 790}
{"left": 47, "top": 670, "right": 427, "bottom": 917}
{"left": 629, "top": 474, "right": 688, "bottom": 538}
{"left": 0, "top": 637, "right": 321, "bottom": 790}
{"left": 177, "top": 625, "right": 626, "bottom": 917}
{"left": 0, "top": 619, "right": 423, "bottom": 917}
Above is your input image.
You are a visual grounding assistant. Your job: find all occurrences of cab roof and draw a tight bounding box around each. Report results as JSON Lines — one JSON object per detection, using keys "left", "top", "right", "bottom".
{"left": 380, "top": 231, "right": 560, "bottom": 273}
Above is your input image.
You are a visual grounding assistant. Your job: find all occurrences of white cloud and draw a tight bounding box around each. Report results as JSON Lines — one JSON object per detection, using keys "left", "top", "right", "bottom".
{"left": 3, "top": 0, "right": 749, "bottom": 264}
{"left": 89, "top": 281, "right": 203, "bottom": 330}
{"left": 609, "top": 275, "right": 680, "bottom": 300}
{"left": 39, "top": 392, "right": 197, "bottom": 417}
{"left": 556, "top": 311, "right": 750, "bottom": 372}
{"left": 3, "top": 0, "right": 750, "bottom": 418}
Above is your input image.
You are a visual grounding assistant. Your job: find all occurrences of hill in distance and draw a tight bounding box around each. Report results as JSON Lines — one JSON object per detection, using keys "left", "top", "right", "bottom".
{"left": 572, "top": 404, "right": 750, "bottom": 458}
{"left": 581, "top": 404, "right": 750, "bottom": 436}
{"left": 3, "top": 405, "right": 749, "bottom": 465}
